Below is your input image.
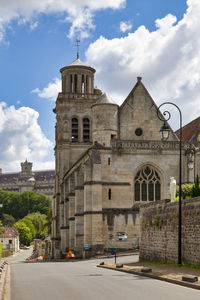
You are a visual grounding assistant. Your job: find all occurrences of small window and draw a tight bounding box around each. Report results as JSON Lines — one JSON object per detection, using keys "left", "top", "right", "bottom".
{"left": 9, "top": 239, "right": 12, "bottom": 244}
{"left": 71, "top": 118, "right": 78, "bottom": 141}
{"left": 108, "top": 157, "right": 111, "bottom": 165}
{"left": 83, "top": 118, "right": 90, "bottom": 141}
{"left": 108, "top": 188, "right": 112, "bottom": 200}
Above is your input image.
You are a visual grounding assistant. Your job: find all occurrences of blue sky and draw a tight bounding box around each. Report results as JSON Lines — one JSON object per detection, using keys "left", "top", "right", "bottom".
{"left": 0, "top": 0, "right": 199, "bottom": 172}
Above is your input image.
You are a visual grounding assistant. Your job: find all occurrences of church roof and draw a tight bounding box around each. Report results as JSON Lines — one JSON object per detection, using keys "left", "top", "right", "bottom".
{"left": 94, "top": 93, "right": 118, "bottom": 106}
{"left": 60, "top": 57, "right": 95, "bottom": 73}
{"left": 175, "top": 116, "right": 200, "bottom": 142}
{"left": 67, "top": 58, "right": 89, "bottom": 67}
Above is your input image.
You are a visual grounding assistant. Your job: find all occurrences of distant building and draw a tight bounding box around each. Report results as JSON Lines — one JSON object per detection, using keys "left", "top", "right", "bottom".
{"left": 0, "top": 227, "right": 19, "bottom": 252}
{"left": 0, "top": 160, "right": 55, "bottom": 199}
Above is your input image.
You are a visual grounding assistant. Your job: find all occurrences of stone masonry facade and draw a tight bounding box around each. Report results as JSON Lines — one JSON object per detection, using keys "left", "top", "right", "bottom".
{"left": 140, "top": 197, "right": 200, "bottom": 265}
{"left": 52, "top": 55, "right": 200, "bottom": 258}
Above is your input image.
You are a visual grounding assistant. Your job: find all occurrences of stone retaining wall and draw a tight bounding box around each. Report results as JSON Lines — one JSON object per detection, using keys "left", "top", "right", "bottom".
{"left": 139, "top": 197, "right": 200, "bottom": 265}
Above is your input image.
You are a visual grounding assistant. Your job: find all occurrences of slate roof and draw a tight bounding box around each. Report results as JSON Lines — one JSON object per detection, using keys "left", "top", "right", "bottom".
{"left": 93, "top": 93, "right": 118, "bottom": 106}
{"left": 0, "top": 170, "right": 55, "bottom": 185}
{"left": 0, "top": 227, "right": 19, "bottom": 238}
{"left": 175, "top": 117, "right": 200, "bottom": 142}
{"left": 67, "top": 58, "right": 89, "bottom": 67}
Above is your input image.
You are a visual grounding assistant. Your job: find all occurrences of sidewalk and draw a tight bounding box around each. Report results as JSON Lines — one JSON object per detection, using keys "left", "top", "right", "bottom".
{"left": 98, "top": 261, "right": 200, "bottom": 290}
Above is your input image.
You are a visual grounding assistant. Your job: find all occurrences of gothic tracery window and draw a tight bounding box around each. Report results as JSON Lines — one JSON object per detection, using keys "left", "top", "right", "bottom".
{"left": 71, "top": 118, "right": 78, "bottom": 142}
{"left": 83, "top": 118, "right": 90, "bottom": 141}
{"left": 134, "top": 166, "right": 161, "bottom": 202}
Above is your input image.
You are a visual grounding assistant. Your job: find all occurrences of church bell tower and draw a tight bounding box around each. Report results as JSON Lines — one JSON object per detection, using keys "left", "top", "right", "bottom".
{"left": 52, "top": 52, "right": 102, "bottom": 256}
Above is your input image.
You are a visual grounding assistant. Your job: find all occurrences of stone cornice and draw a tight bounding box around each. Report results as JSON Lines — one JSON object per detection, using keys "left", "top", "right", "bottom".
{"left": 111, "top": 139, "right": 191, "bottom": 152}
{"left": 84, "top": 181, "right": 130, "bottom": 186}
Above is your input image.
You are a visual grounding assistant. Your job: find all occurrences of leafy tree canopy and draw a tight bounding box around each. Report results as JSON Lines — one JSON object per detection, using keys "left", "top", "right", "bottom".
{"left": 2, "top": 214, "right": 16, "bottom": 226}
{"left": 0, "top": 190, "right": 51, "bottom": 220}
{"left": 14, "top": 220, "right": 32, "bottom": 245}
{"left": 25, "top": 212, "right": 48, "bottom": 239}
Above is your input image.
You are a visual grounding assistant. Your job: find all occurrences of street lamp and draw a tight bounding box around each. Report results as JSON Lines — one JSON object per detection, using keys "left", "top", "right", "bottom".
{"left": 157, "top": 102, "right": 182, "bottom": 265}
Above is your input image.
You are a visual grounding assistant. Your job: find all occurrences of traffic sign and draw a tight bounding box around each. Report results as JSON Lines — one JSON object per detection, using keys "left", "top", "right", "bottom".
{"left": 108, "top": 248, "right": 117, "bottom": 251}
{"left": 66, "top": 250, "right": 75, "bottom": 258}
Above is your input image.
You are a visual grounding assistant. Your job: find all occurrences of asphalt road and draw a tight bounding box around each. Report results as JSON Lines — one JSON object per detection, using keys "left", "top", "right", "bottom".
{"left": 10, "top": 252, "right": 200, "bottom": 300}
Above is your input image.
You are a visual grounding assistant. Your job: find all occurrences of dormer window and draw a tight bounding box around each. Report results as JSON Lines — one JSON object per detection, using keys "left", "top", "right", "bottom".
{"left": 71, "top": 118, "right": 78, "bottom": 142}
{"left": 83, "top": 118, "right": 90, "bottom": 142}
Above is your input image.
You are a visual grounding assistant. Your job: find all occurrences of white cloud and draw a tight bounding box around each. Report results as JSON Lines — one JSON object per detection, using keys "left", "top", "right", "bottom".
{"left": 85, "top": 0, "right": 200, "bottom": 130}
{"left": 0, "top": 0, "right": 125, "bottom": 42}
{"left": 0, "top": 102, "right": 54, "bottom": 172}
{"left": 30, "top": 21, "right": 39, "bottom": 31}
{"left": 31, "top": 78, "right": 61, "bottom": 101}
{"left": 120, "top": 21, "right": 132, "bottom": 33}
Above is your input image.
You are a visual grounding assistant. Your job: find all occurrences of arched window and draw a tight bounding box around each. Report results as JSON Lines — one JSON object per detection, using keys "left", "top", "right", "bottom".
{"left": 83, "top": 118, "right": 90, "bottom": 141}
{"left": 71, "top": 118, "right": 78, "bottom": 142}
{"left": 134, "top": 166, "right": 161, "bottom": 202}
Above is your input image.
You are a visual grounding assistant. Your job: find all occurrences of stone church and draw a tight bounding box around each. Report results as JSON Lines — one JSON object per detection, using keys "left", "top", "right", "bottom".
{"left": 52, "top": 55, "right": 199, "bottom": 258}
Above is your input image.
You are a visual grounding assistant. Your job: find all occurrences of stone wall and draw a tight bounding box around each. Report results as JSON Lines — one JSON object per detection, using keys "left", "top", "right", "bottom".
{"left": 139, "top": 197, "right": 200, "bottom": 265}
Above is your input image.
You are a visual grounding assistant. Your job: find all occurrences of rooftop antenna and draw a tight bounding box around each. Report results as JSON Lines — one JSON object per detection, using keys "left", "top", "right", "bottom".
{"left": 76, "top": 39, "right": 80, "bottom": 59}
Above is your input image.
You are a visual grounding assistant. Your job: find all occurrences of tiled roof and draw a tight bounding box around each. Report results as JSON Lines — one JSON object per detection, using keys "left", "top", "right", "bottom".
{"left": 175, "top": 117, "right": 200, "bottom": 142}
{"left": 0, "top": 170, "right": 55, "bottom": 185}
{"left": 0, "top": 173, "right": 19, "bottom": 184}
{"left": 0, "top": 227, "right": 19, "bottom": 238}
{"left": 34, "top": 170, "right": 55, "bottom": 181}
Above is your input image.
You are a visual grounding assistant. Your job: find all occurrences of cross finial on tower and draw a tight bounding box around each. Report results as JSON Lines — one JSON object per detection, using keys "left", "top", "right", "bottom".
{"left": 76, "top": 39, "right": 80, "bottom": 59}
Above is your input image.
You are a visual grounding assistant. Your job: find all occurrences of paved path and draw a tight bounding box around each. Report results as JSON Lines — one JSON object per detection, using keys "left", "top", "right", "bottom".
{"left": 10, "top": 254, "right": 200, "bottom": 300}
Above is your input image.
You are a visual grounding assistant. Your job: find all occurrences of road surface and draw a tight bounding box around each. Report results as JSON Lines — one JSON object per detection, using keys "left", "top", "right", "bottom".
{"left": 9, "top": 251, "right": 200, "bottom": 300}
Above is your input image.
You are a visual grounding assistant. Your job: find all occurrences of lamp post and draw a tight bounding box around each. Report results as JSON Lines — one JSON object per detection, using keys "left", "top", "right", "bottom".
{"left": 157, "top": 102, "right": 182, "bottom": 265}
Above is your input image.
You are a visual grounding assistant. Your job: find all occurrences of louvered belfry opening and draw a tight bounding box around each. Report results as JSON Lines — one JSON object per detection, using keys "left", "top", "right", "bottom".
{"left": 71, "top": 118, "right": 78, "bottom": 142}
{"left": 83, "top": 118, "right": 90, "bottom": 141}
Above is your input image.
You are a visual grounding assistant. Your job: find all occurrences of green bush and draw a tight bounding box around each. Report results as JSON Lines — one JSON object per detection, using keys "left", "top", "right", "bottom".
{"left": 176, "top": 184, "right": 193, "bottom": 199}
{"left": 2, "top": 250, "right": 12, "bottom": 257}
{"left": 191, "top": 175, "right": 200, "bottom": 197}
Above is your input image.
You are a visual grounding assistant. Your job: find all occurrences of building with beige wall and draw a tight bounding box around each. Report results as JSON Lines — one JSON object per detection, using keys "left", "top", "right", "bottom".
{"left": 52, "top": 55, "right": 200, "bottom": 258}
{"left": 0, "top": 160, "right": 54, "bottom": 199}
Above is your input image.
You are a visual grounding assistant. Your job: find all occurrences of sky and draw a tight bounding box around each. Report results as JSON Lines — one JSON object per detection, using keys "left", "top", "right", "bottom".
{"left": 0, "top": 0, "right": 199, "bottom": 172}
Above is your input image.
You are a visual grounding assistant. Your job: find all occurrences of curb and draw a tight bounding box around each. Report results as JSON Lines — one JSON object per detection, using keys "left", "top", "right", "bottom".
{"left": 97, "top": 265, "right": 200, "bottom": 291}
{"left": 0, "top": 262, "right": 10, "bottom": 300}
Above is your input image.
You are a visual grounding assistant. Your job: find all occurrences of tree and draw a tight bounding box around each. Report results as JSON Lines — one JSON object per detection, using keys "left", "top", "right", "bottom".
{"left": 0, "top": 221, "right": 4, "bottom": 236}
{"left": 25, "top": 212, "right": 48, "bottom": 239}
{"left": 0, "top": 190, "right": 51, "bottom": 220}
{"left": 21, "top": 218, "right": 36, "bottom": 239}
{"left": 14, "top": 221, "right": 32, "bottom": 245}
{"left": 191, "top": 175, "right": 200, "bottom": 198}
{"left": 2, "top": 214, "right": 16, "bottom": 226}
